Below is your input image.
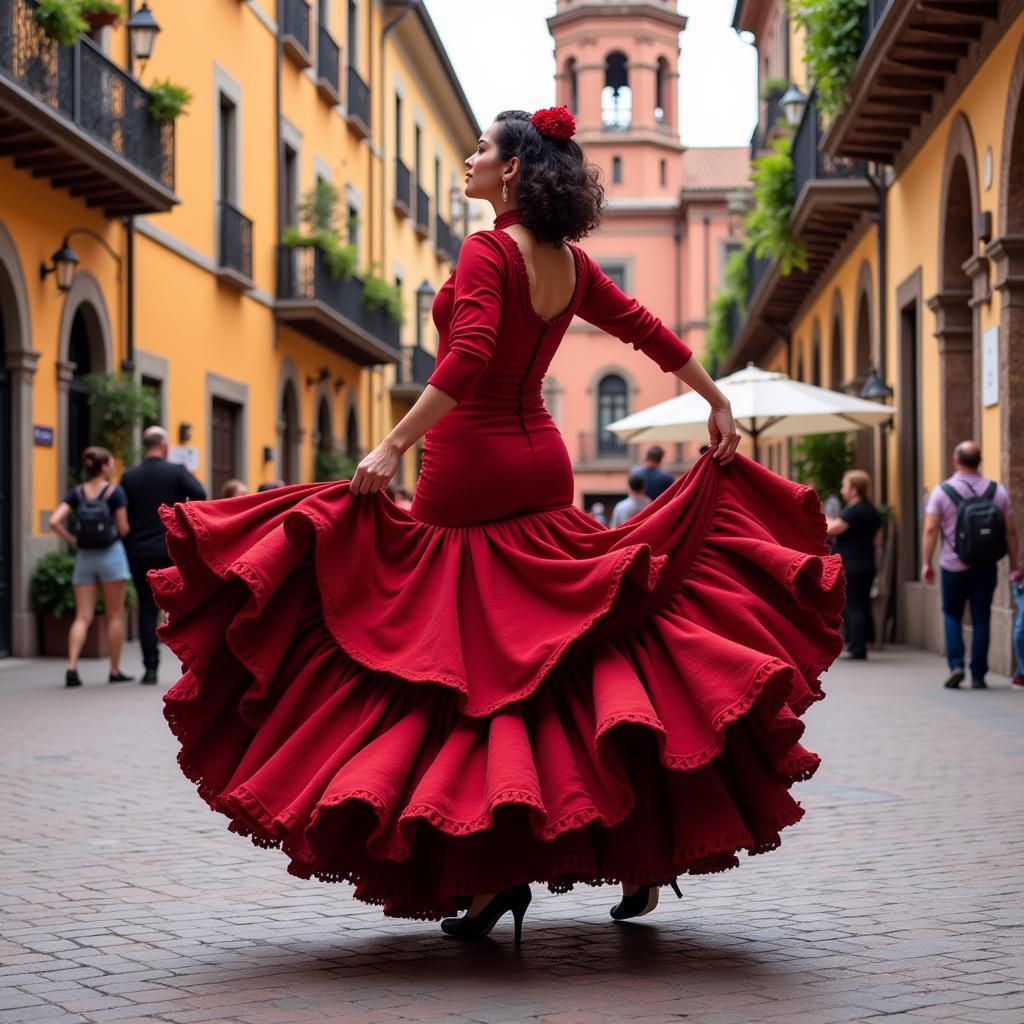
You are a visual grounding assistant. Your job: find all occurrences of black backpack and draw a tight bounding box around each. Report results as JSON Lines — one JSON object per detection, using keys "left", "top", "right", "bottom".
{"left": 74, "top": 484, "right": 119, "bottom": 549}
{"left": 940, "top": 480, "right": 1007, "bottom": 568}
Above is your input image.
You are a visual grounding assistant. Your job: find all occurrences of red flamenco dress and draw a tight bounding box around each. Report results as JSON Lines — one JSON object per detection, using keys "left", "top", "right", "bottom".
{"left": 151, "top": 210, "right": 845, "bottom": 920}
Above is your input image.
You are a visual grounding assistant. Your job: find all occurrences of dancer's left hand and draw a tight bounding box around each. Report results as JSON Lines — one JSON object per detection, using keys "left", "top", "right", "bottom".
{"left": 351, "top": 441, "right": 401, "bottom": 495}
{"left": 707, "top": 403, "right": 741, "bottom": 465}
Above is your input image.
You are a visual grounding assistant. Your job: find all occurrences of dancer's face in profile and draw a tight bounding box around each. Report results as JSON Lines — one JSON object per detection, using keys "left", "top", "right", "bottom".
{"left": 464, "top": 123, "right": 518, "bottom": 204}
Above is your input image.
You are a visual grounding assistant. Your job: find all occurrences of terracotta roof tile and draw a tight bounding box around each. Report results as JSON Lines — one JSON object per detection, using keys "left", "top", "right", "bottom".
{"left": 681, "top": 146, "right": 751, "bottom": 191}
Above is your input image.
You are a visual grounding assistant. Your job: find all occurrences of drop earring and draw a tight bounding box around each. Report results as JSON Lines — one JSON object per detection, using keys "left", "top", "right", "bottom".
{"left": 502, "top": 180, "right": 509, "bottom": 203}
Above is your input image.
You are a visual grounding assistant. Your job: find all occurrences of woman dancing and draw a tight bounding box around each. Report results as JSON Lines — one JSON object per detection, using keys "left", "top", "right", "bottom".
{"left": 152, "top": 106, "right": 844, "bottom": 944}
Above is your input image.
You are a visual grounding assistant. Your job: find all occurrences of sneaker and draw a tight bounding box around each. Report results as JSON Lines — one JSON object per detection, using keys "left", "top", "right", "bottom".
{"left": 141, "top": 668, "right": 158, "bottom": 685}
{"left": 943, "top": 668, "right": 965, "bottom": 689}
{"left": 65, "top": 669, "right": 82, "bottom": 688}
{"left": 1012, "top": 676, "right": 1024, "bottom": 690}
{"left": 970, "top": 677, "right": 988, "bottom": 689}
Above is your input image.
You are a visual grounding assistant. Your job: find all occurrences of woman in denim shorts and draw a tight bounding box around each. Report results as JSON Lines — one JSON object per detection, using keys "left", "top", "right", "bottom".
{"left": 48, "top": 446, "right": 133, "bottom": 687}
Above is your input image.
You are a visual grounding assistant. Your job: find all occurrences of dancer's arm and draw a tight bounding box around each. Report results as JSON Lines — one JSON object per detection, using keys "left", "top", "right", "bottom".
{"left": 350, "top": 385, "right": 457, "bottom": 495}
{"left": 670, "top": 355, "right": 740, "bottom": 465}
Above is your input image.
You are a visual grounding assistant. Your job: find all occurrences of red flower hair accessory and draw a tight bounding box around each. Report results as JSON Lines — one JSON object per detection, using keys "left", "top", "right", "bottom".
{"left": 530, "top": 105, "right": 576, "bottom": 141}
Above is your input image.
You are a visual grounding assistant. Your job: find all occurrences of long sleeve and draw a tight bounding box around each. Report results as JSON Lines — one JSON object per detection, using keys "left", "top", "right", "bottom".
{"left": 575, "top": 251, "right": 692, "bottom": 372}
{"left": 426, "top": 233, "right": 506, "bottom": 402}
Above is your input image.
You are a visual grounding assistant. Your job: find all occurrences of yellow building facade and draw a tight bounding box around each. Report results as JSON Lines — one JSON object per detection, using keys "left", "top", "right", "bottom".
{"left": 730, "top": 0, "right": 1024, "bottom": 675}
{"left": 0, "top": 0, "right": 480, "bottom": 656}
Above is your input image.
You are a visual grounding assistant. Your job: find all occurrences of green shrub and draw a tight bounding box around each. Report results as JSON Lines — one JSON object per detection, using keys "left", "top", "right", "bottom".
{"left": 787, "top": 0, "right": 868, "bottom": 119}
{"left": 31, "top": 549, "right": 138, "bottom": 618}
{"left": 314, "top": 448, "right": 357, "bottom": 482}
{"left": 83, "top": 373, "right": 159, "bottom": 467}
{"left": 283, "top": 181, "right": 358, "bottom": 282}
{"left": 33, "top": 0, "right": 88, "bottom": 45}
{"left": 744, "top": 136, "right": 807, "bottom": 276}
{"left": 148, "top": 80, "right": 193, "bottom": 123}
{"left": 792, "top": 432, "right": 853, "bottom": 502}
{"left": 361, "top": 272, "right": 405, "bottom": 325}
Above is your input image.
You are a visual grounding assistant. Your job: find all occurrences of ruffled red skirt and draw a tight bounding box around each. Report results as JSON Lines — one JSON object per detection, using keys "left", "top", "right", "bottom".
{"left": 151, "top": 451, "right": 844, "bottom": 920}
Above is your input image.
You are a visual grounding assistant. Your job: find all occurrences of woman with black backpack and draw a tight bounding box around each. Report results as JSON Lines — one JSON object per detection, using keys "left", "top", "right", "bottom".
{"left": 48, "top": 446, "right": 133, "bottom": 687}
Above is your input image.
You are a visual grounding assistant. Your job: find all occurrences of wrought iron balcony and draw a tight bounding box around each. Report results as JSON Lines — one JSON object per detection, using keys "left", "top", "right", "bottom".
{"left": 435, "top": 213, "right": 453, "bottom": 262}
{"left": 390, "top": 344, "right": 435, "bottom": 400}
{"left": 575, "top": 432, "right": 688, "bottom": 471}
{"left": 415, "top": 185, "right": 430, "bottom": 237}
{"left": 346, "top": 65, "right": 369, "bottom": 137}
{"left": 217, "top": 201, "right": 253, "bottom": 290}
{"left": 0, "top": 0, "right": 176, "bottom": 215}
{"left": 276, "top": 245, "right": 401, "bottom": 365}
{"left": 316, "top": 23, "right": 340, "bottom": 104}
{"left": 282, "top": 0, "right": 312, "bottom": 68}
{"left": 791, "top": 89, "right": 867, "bottom": 205}
{"left": 394, "top": 157, "right": 411, "bottom": 216}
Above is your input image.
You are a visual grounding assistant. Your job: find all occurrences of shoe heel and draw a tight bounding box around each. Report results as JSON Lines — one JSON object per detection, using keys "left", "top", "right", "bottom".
{"left": 669, "top": 879, "right": 682, "bottom": 899}
{"left": 512, "top": 904, "right": 526, "bottom": 946}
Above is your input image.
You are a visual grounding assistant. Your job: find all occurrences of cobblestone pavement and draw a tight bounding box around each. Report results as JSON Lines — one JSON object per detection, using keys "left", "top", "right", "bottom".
{"left": 1, "top": 641, "right": 1022, "bottom": 1024}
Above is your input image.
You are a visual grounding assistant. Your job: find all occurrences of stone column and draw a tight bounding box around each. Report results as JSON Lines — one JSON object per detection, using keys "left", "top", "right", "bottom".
{"left": 926, "top": 289, "right": 975, "bottom": 461}
{"left": 6, "top": 348, "right": 41, "bottom": 656}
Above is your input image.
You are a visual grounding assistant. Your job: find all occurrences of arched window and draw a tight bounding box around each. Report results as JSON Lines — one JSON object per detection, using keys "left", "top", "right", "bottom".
{"left": 345, "top": 404, "right": 360, "bottom": 459}
{"left": 655, "top": 57, "right": 669, "bottom": 124}
{"left": 67, "top": 310, "right": 93, "bottom": 484}
{"left": 830, "top": 315, "right": 843, "bottom": 390}
{"left": 279, "top": 380, "right": 300, "bottom": 484}
{"left": 597, "top": 373, "right": 628, "bottom": 455}
{"left": 564, "top": 57, "right": 578, "bottom": 115}
{"left": 602, "top": 52, "right": 631, "bottom": 129}
{"left": 612, "top": 155, "right": 622, "bottom": 184}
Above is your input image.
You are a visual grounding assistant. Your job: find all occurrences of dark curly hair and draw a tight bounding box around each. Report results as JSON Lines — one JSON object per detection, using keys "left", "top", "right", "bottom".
{"left": 493, "top": 110, "right": 604, "bottom": 245}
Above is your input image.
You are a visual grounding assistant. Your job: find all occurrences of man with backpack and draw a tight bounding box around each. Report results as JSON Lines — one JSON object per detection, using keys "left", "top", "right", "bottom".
{"left": 921, "top": 441, "right": 1021, "bottom": 689}
{"left": 121, "top": 427, "right": 207, "bottom": 684}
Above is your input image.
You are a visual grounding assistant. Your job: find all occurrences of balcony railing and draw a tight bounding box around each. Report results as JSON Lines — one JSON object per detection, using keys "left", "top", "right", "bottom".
{"left": 858, "top": 0, "right": 893, "bottom": 52}
{"left": 394, "top": 157, "right": 411, "bottom": 215}
{"left": 577, "top": 432, "right": 687, "bottom": 468}
{"left": 0, "top": 0, "right": 175, "bottom": 213}
{"left": 218, "top": 201, "right": 253, "bottom": 286}
{"left": 746, "top": 247, "right": 772, "bottom": 307}
{"left": 415, "top": 184, "right": 429, "bottom": 235}
{"left": 391, "top": 344, "right": 435, "bottom": 397}
{"left": 316, "top": 23, "right": 340, "bottom": 103}
{"left": 791, "top": 89, "right": 867, "bottom": 204}
{"left": 282, "top": 0, "right": 311, "bottom": 67}
{"left": 276, "top": 245, "right": 401, "bottom": 363}
{"left": 435, "top": 213, "right": 452, "bottom": 261}
{"left": 346, "top": 65, "right": 369, "bottom": 136}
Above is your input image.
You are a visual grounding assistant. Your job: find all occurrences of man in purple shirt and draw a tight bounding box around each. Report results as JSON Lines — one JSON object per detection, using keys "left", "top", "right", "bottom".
{"left": 921, "top": 441, "right": 1021, "bottom": 689}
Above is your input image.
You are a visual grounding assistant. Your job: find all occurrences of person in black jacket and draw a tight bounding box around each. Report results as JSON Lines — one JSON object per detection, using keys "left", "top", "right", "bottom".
{"left": 826, "top": 469, "right": 883, "bottom": 661}
{"left": 121, "top": 427, "right": 207, "bottom": 683}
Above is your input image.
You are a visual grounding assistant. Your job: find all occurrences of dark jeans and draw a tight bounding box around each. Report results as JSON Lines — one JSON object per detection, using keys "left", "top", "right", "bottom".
{"left": 842, "top": 559, "right": 874, "bottom": 657}
{"left": 940, "top": 565, "right": 998, "bottom": 679}
{"left": 129, "top": 555, "right": 171, "bottom": 671}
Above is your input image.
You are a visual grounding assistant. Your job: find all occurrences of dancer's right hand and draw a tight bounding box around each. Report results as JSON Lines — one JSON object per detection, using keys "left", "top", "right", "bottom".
{"left": 707, "top": 403, "right": 740, "bottom": 465}
{"left": 351, "top": 441, "right": 401, "bottom": 495}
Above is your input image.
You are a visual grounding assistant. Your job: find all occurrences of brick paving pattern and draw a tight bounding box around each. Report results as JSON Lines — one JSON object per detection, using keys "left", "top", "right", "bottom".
{"left": 1, "top": 642, "right": 1022, "bottom": 1024}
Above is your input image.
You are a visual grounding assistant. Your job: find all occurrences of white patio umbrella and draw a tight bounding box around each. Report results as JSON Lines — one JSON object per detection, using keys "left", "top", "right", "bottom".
{"left": 606, "top": 363, "right": 896, "bottom": 462}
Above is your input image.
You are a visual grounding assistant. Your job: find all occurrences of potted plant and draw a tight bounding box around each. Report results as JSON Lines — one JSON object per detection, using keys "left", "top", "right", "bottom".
{"left": 282, "top": 180, "right": 358, "bottom": 282}
{"left": 148, "top": 79, "right": 193, "bottom": 123}
{"left": 80, "top": 0, "right": 124, "bottom": 32}
{"left": 33, "top": 0, "right": 89, "bottom": 46}
{"left": 31, "top": 550, "right": 139, "bottom": 658}
{"left": 360, "top": 270, "right": 405, "bottom": 324}
{"left": 314, "top": 447, "right": 358, "bottom": 482}
{"left": 84, "top": 373, "right": 159, "bottom": 468}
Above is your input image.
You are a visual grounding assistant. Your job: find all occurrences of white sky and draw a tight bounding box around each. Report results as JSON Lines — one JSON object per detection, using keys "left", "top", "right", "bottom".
{"left": 426, "top": 0, "right": 758, "bottom": 148}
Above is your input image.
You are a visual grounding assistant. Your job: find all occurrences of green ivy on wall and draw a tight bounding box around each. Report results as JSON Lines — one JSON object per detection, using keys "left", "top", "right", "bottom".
{"left": 787, "top": 0, "right": 868, "bottom": 119}
{"left": 744, "top": 135, "right": 808, "bottom": 276}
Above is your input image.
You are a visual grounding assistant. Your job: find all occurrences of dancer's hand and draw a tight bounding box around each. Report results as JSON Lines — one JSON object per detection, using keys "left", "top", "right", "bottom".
{"left": 351, "top": 441, "right": 401, "bottom": 495}
{"left": 707, "top": 403, "right": 740, "bottom": 465}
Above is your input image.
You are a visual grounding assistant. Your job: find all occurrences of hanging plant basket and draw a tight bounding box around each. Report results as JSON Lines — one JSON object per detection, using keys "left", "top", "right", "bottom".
{"left": 83, "top": 11, "right": 120, "bottom": 30}
{"left": 81, "top": 1, "right": 125, "bottom": 32}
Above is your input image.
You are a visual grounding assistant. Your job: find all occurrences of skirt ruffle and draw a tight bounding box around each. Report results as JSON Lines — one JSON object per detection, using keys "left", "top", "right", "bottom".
{"left": 151, "top": 452, "right": 844, "bottom": 919}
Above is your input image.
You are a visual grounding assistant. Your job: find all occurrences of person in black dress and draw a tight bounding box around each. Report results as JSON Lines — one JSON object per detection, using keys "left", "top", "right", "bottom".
{"left": 827, "top": 469, "right": 883, "bottom": 660}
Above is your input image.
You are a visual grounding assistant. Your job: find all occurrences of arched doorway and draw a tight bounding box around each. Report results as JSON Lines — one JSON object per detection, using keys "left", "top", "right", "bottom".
{"left": 563, "top": 58, "right": 578, "bottom": 115}
{"left": 345, "top": 403, "right": 360, "bottom": 460}
{"left": 853, "top": 284, "right": 875, "bottom": 480}
{"left": 0, "top": 302, "right": 10, "bottom": 657}
{"left": 63, "top": 303, "right": 108, "bottom": 488}
{"left": 829, "top": 292, "right": 844, "bottom": 390}
{"left": 929, "top": 115, "right": 979, "bottom": 462}
{"left": 314, "top": 394, "right": 333, "bottom": 479}
{"left": 811, "top": 320, "right": 822, "bottom": 386}
{"left": 279, "top": 379, "right": 301, "bottom": 484}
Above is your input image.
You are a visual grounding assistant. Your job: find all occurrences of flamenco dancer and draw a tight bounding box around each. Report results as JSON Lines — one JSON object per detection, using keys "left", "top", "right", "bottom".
{"left": 151, "top": 107, "right": 844, "bottom": 944}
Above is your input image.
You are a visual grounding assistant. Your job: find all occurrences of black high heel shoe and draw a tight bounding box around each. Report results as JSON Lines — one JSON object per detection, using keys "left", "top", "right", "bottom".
{"left": 440, "top": 884, "right": 532, "bottom": 945}
{"left": 610, "top": 878, "right": 682, "bottom": 921}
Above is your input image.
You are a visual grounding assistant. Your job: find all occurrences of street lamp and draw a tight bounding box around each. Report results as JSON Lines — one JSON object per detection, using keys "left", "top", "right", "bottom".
{"left": 127, "top": 1, "right": 161, "bottom": 67}
{"left": 39, "top": 228, "right": 122, "bottom": 292}
{"left": 859, "top": 368, "right": 894, "bottom": 402}
{"left": 781, "top": 83, "right": 807, "bottom": 128}
{"left": 39, "top": 242, "right": 79, "bottom": 292}
{"left": 416, "top": 279, "right": 436, "bottom": 348}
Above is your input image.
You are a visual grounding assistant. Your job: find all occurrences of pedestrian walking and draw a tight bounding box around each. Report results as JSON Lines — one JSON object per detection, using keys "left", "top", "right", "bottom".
{"left": 632, "top": 445, "right": 675, "bottom": 500}
{"left": 921, "top": 440, "right": 1021, "bottom": 689}
{"left": 221, "top": 479, "right": 249, "bottom": 498}
{"left": 826, "top": 470, "right": 882, "bottom": 661}
{"left": 120, "top": 427, "right": 206, "bottom": 685}
{"left": 47, "top": 446, "right": 133, "bottom": 687}
{"left": 149, "top": 106, "right": 842, "bottom": 941}
{"left": 610, "top": 470, "right": 652, "bottom": 528}
{"left": 587, "top": 501, "right": 608, "bottom": 527}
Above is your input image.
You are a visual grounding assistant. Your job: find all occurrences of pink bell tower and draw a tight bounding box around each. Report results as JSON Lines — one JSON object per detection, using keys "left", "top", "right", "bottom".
{"left": 545, "top": 0, "right": 750, "bottom": 513}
